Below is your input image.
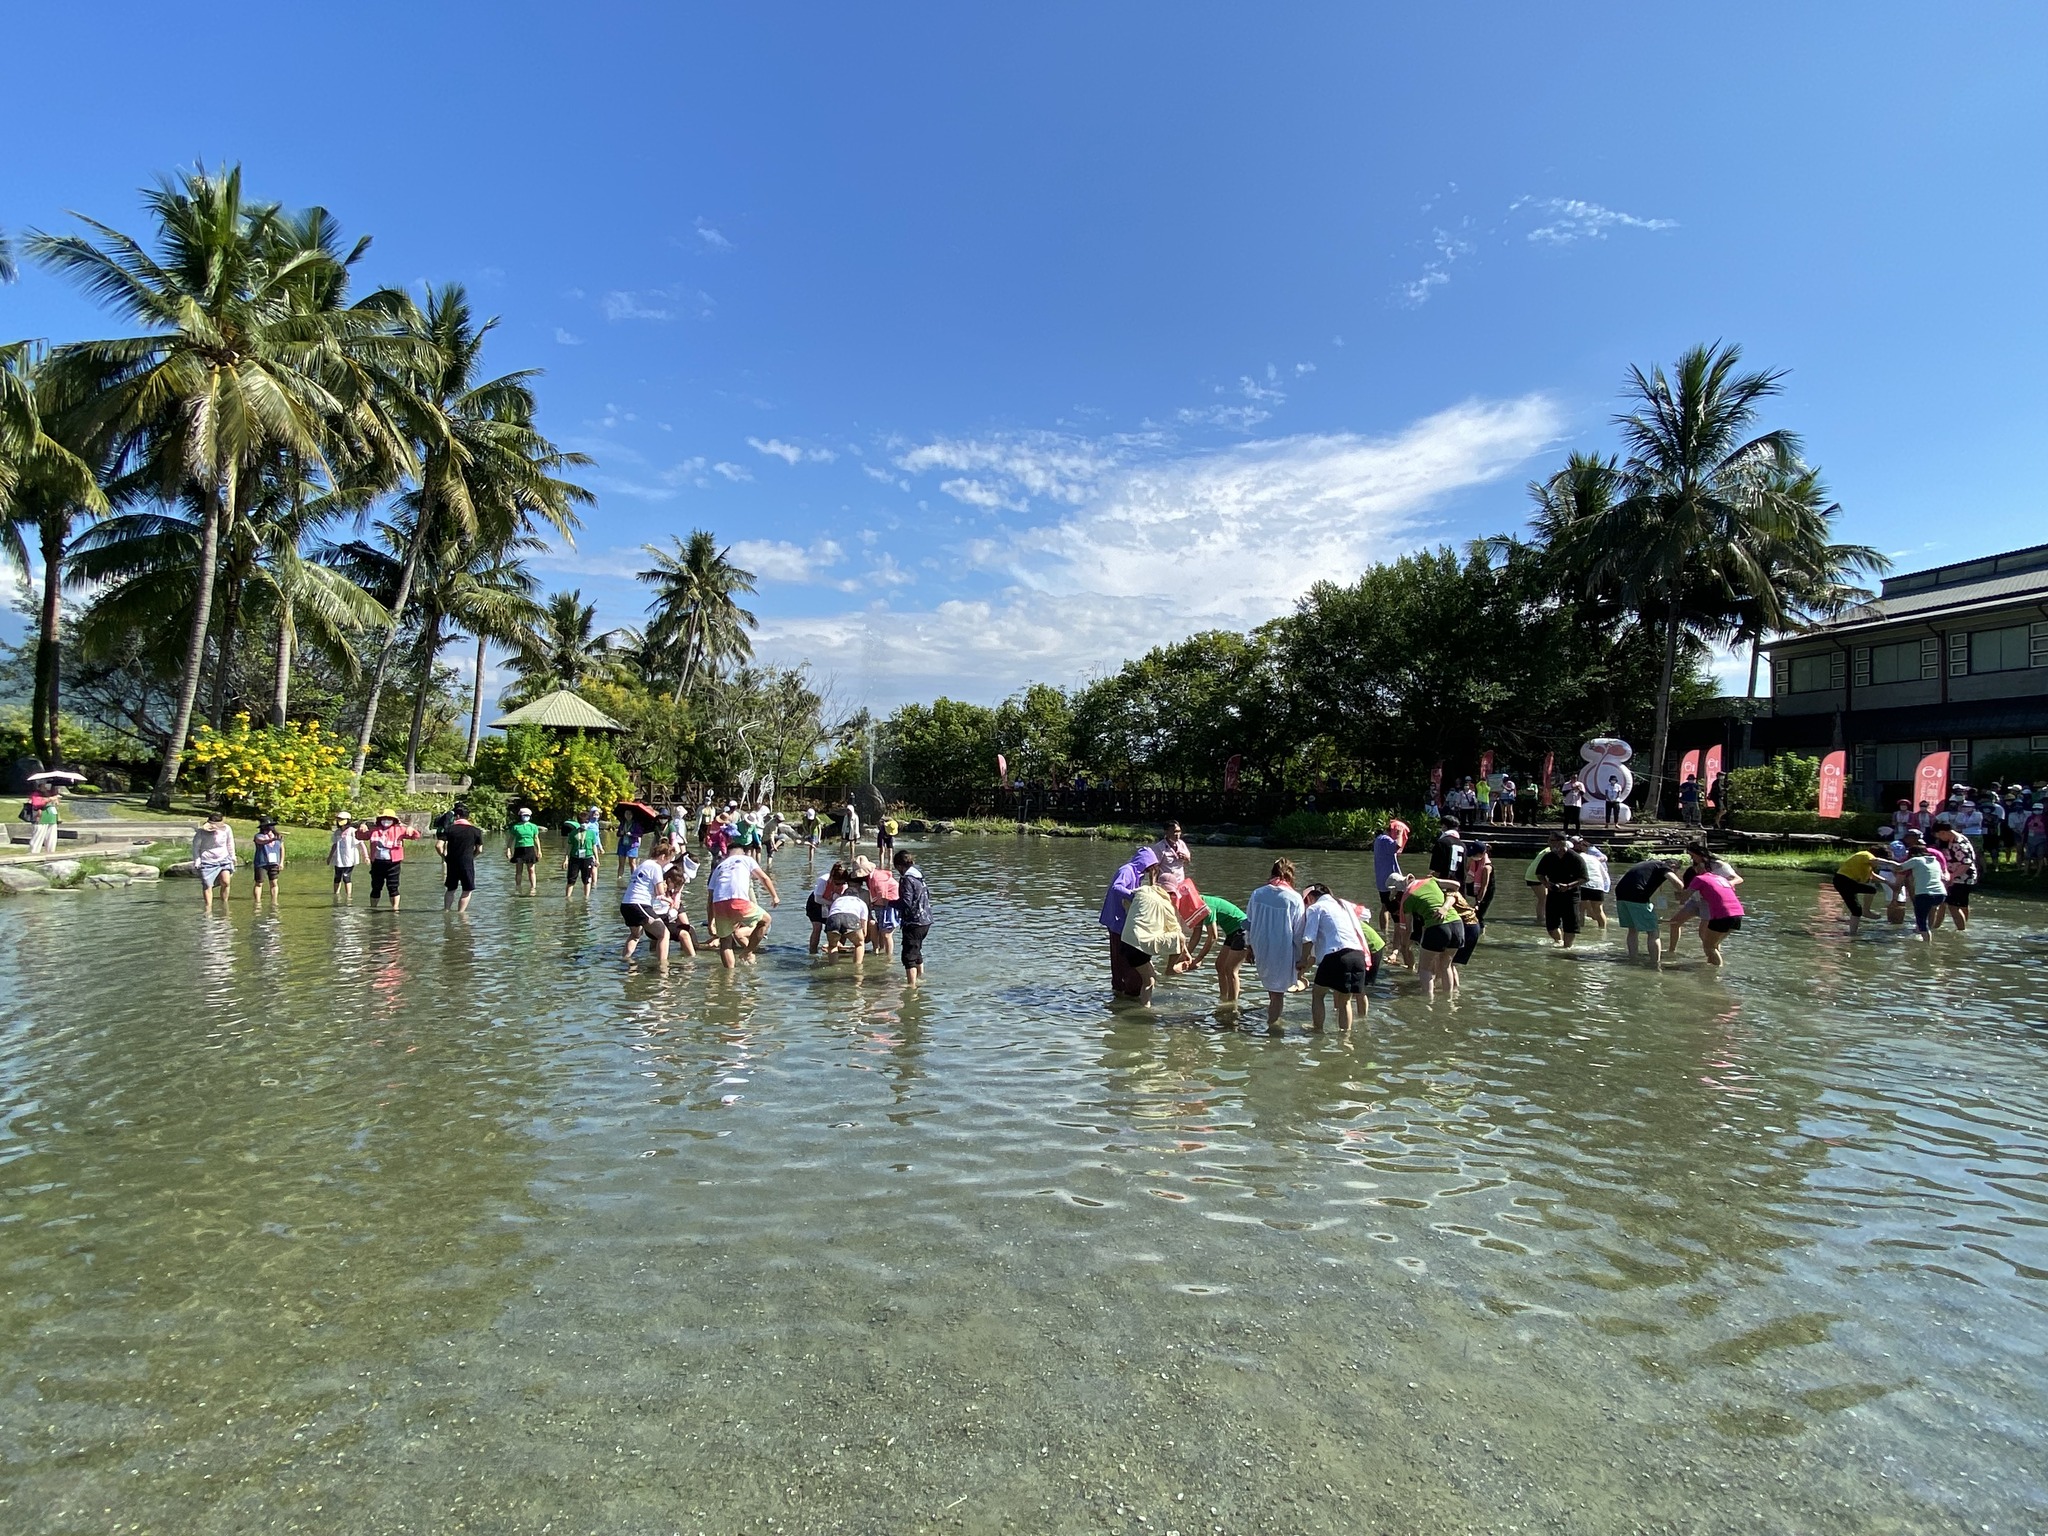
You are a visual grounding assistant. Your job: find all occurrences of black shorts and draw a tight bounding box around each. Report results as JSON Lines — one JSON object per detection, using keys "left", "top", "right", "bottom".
{"left": 254, "top": 860, "right": 280, "bottom": 881}
{"left": 1707, "top": 916, "right": 1742, "bottom": 933}
{"left": 445, "top": 864, "right": 476, "bottom": 893}
{"left": 1453, "top": 922, "right": 1482, "bottom": 965}
{"left": 512, "top": 846, "right": 540, "bottom": 865}
{"left": 805, "top": 895, "right": 825, "bottom": 924}
{"left": 566, "top": 856, "right": 594, "bottom": 882}
{"left": 370, "top": 861, "right": 400, "bottom": 898}
{"left": 1313, "top": 948, "right": 1369, "bottom": 994}
{"left": 1116, "top": 938, "right": 1152, "bottom": 972}
{"left": 1544, "top": 890, "right": 1581, "bottom": 934}
{"left": 333, "top": 866, "right": 354, "bottom": 886}
{"left": 1222, "top": 928, "right": 1247, "bottom": 952}
{"left": 1379, "top": 888, "right": 1403, "bottom": 915}
{"left": 1419, "top": 920, "right": 1466, "bottom": 954}
{"left": 621, "top": 902, "right": 656, "bottom": 928}
{"left": 1579, "top": 888, "right": 1605, "bottom": 904}
{"left": 664, "top": 914, "right": 693, "bottom": 941}
{"left": 1832, "top": 873, "right": 1878, "bottom": 913}
{"left": 900, "top": 921, "right": 930, "bottom": 969}
{"left": 1946, "top": 883, "right": 1972, "bottom": 910}
{"left": 877, "top": 832, "right": 894, "bottom": 851}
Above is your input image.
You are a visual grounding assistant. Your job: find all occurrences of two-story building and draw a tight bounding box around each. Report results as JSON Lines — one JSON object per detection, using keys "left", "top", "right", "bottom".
{"left": 1758, "top": 542, "right": 2048, "bottom": 807}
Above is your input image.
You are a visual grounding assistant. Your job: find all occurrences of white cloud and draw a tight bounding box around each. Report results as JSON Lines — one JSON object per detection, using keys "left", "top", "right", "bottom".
{"left": 533, "top": 544, "right": 651, "bottom": 581}
{"left": 1175, "top": 403, "right": 1270, "bottom": 431}
{"left": 695, "top": 217, "right": 732, "bottom": 250}
{"left": 555, "top": 328, "right": 583, "bottom": 346}
{"left": 862, "top": 463, "right": 907, "bottom": 488}
{"left": 747, "top": 435, "right": 837, "bottom": 465}
{"left": 1295, "top": 361, "right": 1317, "bottom": 375}
{"left": 1515, "top": 196, "right": 1677, "bottom": 246}
{"left": 758, "top": 395, "right": 1563, "bottom": 700}
{"left": 729, "top": 538, "right": 845, "bottom": 584}
{"left": 895, "top": 433, "right": 1128, "bottom": 506}
{"left": 1398, "top": 229, "right": 1476, "bottom": 307}
{"left": 938, "top": 477, "right": 1025, "bottom": 512}
{"left": 713, "top": 461, "right": 752, "bottom": 482}
{"left": 602, "top": 290, "right": 675, "bottom": 322}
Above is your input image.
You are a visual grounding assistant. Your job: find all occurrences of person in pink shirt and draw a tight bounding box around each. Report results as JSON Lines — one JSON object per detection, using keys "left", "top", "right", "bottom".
{"left": 365, "top": 811, "right": 420, "bottom": 909}
{"left": 1665, "top": 868, "right": 1744, "bottom": 967}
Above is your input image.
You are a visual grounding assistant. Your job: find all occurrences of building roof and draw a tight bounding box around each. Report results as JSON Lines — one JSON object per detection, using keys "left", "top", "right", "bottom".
{"left": 489, "top": 689, "right": 623, "bottom": 732}
{"left": 1772, "top": 543, "right": 2048, "bottom": 647}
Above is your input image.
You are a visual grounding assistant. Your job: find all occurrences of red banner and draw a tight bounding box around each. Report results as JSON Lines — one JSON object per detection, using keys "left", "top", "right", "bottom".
{"left": 1540, "top": 751, "right": 1555, "bottom": 808}
{"left": 1479, "top": 750, "right": 1494, "bottom": 781}
{"left": 1703, "top": 745, "right": 1723, "bottom": 787}
{"left": 1223, "top": 754, "right": 1242, "bottom": 792}
{"left": 1914, "top": 750, "right": 1950, "bottom": 812}
{"left": 996, "top": 753, "right": 1008, "bottom": 784}
{"left": 1679, "top": 749, "right": 1700, "bottom": 784}
{"left": 1818, "top": 750, "right": 1846, "bottom": 818}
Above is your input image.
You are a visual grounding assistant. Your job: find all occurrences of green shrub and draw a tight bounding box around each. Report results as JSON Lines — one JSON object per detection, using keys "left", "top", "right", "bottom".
{"left": 1731, "top": 809, "right": 1883, "bottom": 838}
{"left": 351, "top": 772, "right": 505, "bottom": 830}
{"left": 1269, "top": 807, "right": 1441, "bottom": 850}
{"left": 1724, "top": 754, "right": 1821, "bottom": 812}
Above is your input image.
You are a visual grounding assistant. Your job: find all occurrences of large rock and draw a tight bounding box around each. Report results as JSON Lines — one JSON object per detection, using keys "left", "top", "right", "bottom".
{"left": 0, "top": 865, "right": 50, "bottom": 894}
{"left": 108, "top": 861, "right": 162, "bottom": 879}
{"left": 163, "top": 860, "right": 199, "bottom": 878}
{"left": 40, "top": 859, "right": 82, "bottom": 882}
{"left": 84, "top": 873, "right": 130, "bottom": 889}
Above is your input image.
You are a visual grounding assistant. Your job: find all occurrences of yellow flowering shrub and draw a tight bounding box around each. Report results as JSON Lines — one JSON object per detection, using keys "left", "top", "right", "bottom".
{"left": 187, "top": 716, "right": 352, "bottom": 823}
{"left": 502, "top": 731, "right": 633, "bottom": 820}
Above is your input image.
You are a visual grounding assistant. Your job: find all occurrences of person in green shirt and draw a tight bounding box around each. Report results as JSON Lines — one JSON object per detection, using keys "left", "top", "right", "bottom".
{"left": 506, "top": 808, "right": 544, "bottom": 895}
{"left": 1401, "top": 874, "right": 1465, "bottom": 995}
{"left": 1180, "top": 892, "right": 1251, "bottom": 1002}
{"left": 562, "top": 816, "right": 602, "bottom": 900}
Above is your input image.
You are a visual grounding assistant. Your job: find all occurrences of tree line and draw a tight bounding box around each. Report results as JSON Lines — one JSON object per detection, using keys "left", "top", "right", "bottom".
{"left": 845, "top": 346, "right": 1884, "bottom": 814}
{"left": 0, "top": 167, "right": 808, "bottom": 805}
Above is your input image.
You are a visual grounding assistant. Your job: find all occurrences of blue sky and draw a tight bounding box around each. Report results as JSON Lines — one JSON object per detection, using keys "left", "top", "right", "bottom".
{"left": 5, "top": 3, "right": 2045, "bottom": 709}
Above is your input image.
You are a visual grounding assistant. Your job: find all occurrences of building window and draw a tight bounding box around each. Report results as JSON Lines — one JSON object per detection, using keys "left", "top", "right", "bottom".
{"left": 1868, "top": 640, "right": 1920, "bottom": 685}
{"left": 1969, "top": 624, "right": 2033, "bottom": 674}
{"left": 1788, "top": 654, "right": 1834, "bottom": 693}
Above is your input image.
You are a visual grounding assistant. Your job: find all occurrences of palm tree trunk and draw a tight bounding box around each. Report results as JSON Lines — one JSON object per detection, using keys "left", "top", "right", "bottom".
{"left": 150, "top": 469, "right": 231, "bottom": 808}
{"left": 1745, "top": 635, "right": 1762, "bottom": 699}
{"left": 270, "top": 594, "right": 295, "bottom": 728}
{"left": 33, "top": 516, "right": 64, "bottom": 766}
{"left": 1643, "top": 593, "right": 1682, "bottom": 822}
{"left": 208, "top": 562, "right": 246, "bottom": 730}
{"left": 465, "top": 631, "right": 488, "bottom": 764}
{"left": 349, "top": 519, "right": 428, "bottom": 789}
{"left": 404, "top": 610, "right": 443, "bottom": 789}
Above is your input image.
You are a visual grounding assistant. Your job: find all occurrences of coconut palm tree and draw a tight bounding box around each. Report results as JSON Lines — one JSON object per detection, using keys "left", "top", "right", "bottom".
{"left": 503, "top": 588, "right": 628, "bottom": 703}
{"left": 638, "top": 531, "right": 758, "bottom": 701}
{"left": 29, "top": 166, "right": 403, "bottom": 803}
{"left": 1566, "top": 344, "right": 1800, "bottom": 817}
{"left": 0, "top": 343, "right": 110, "bottom": 764}
{"left": 344, "top": 284, "right": 591, "bottom": 788}
{"left": 453, "top": 540, "right": 544, "bottom": 764}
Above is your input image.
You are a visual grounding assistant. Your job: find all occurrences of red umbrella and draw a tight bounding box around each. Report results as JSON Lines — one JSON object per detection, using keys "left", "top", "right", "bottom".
{"left": 615, "top": 800, "right": 662, "bottom": 833}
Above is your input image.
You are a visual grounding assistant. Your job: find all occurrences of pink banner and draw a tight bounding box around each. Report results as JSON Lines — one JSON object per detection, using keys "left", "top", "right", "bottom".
{"left": 1818, "top": 750, "right": 1846, "bottom": 818}
{"left": 1679, "top": 749, "right": 1700, "bottom": 784}
{"left": 1703, "top": 745, "right": 1723, "bottom": 787}
{"left": 1914, "top": 750, "right": 1950, "bottom": 812}
{"left": 1224, "top": 754, "right": 1242, "bottom": 792}
{"left": 996, "top": 753, "right": 1008, "bottom": 784}
{"left": 1479, "top": 750, "right": 1494, "bottom": 781}
{"left": 1540, "top": 751, "right": 1555, "bottom": 808}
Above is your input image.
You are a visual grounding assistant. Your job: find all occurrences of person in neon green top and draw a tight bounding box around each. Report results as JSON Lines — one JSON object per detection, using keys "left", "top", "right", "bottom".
{"left": 1180, "top": 892, "right": 1251, "bottom": 1002}
{"left": 562, "top": 816, "right": 603, "bottom": 900}
{"left": 506, "top": 808, "right": 544, "bottom": 895}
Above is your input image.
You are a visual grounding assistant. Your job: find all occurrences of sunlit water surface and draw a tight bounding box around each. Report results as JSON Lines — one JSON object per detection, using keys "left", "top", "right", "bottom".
{"left": 1, "top": 837, "right": 2044, "bottom": 1535}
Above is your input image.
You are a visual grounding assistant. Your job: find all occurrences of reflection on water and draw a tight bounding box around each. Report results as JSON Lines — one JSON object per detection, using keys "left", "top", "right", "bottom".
{"left": 1, "top": 837, "right": 2043, "bottom": 1532}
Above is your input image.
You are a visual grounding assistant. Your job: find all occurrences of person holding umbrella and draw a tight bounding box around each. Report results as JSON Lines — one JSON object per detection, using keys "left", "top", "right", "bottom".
{"left": 21, "top": 769, "right": 82, "bottom": 854}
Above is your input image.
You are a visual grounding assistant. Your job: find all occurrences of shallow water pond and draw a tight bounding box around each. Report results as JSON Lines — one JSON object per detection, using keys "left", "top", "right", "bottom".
{"left": 1, "top": 835, "right": 2044, "bottom": 1534}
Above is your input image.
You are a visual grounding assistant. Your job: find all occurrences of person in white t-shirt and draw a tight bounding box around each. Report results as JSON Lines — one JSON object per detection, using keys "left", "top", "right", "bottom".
{"left": 1573, "top": 836, "right": 1611, "bottom": 932}
{"left": 620, "top": 844, "right": 675, "bottom": 966}
{"left": 707, "top": 848, "right": 780, "bottom": 970}
{"left": 327, "top": 811, "right": 363, "bottom": 904}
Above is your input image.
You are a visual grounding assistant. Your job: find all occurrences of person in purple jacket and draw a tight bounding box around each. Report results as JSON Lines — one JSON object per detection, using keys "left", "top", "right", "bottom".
{"left": 1099, "top": 846, "right": 1159, "bottom": 999}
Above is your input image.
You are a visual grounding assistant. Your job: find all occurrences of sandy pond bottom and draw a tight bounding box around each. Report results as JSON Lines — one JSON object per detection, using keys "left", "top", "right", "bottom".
{"left": 1, "top": 835, "right": 2044, "bottom": 1534}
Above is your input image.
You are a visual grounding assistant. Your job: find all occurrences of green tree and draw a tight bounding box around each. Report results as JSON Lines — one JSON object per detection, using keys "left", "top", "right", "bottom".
{"left": 30, "top": 167, "right": 399, "bottom": 803}
{"left": 638, "top": 531, "right": 758, "bottom": 700}
{"left": 504, "top": 588, "right": 626, "bottom": 703}
{"left": 345, "top": 283, "right": 590, "bottom": 787}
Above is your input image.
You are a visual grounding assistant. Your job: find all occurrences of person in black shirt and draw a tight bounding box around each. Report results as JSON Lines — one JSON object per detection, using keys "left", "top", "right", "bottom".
{"left": 1612, "top": 857, "right": 1683, "bottom": 966}
{"left": 1534, "top": 831, "right": 1588, "bottom": 948}
{"left": 1428, "top": 818, "right": 1467, "bottom": 888}
{"left": 437, "top": 803, "right": 487, "bottom": 912}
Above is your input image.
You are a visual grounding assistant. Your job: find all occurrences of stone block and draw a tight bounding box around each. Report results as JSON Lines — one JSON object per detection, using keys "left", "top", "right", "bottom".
{"left": 0, "top": 865, "right": 50, "bottom": 893}
{"left": 41, "top": 859, "right": 82, "bottom": 881}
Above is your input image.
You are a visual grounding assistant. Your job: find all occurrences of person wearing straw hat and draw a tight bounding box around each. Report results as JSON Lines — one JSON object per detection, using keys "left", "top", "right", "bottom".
{"left": 366, "top": 810, "right": 419, "bottom": 909}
